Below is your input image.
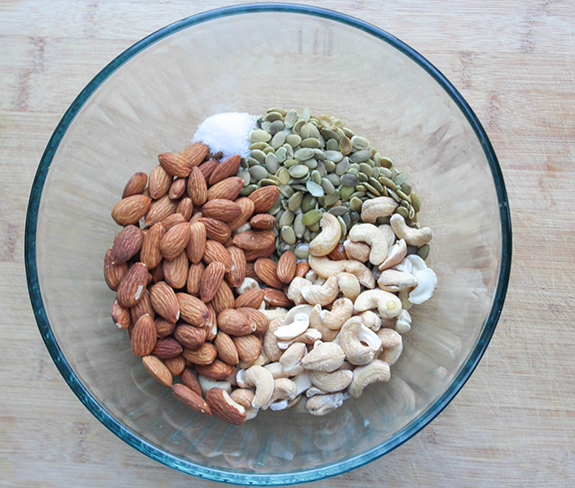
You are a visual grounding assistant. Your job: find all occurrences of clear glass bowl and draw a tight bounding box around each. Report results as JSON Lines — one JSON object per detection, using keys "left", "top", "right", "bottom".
{"left": 25, "top": 4, "right": 512, "bottom": 485}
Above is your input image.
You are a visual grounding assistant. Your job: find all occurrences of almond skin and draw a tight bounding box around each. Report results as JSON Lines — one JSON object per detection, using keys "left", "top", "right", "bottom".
{"left": 214, "top": 332, "right": 239, "bottom": 365}
{"left": 111, "top": 299, "right": 130, "bottom": 329}
{"left": 250, "top": 214, "right": 276, "bottom": 229}
{"left": 225, "top": 246, "right": 247, "bottom": 287}
{"left": 177, "top": 293, "right": 210, "bottom": 326}
{"left": 228, "top": 198, "right": 255, "bottom": 231}
{"left": 142, "top": 355, "right": 173, "bottom": 387}
{"left": 130, "top": 287, "right": 154, "bottom": 324}
{"left": 179, "top": 142, "right": 209, "bottom": 167}
{"left": 244, "top": 241, "right": 275, "bottom": 261}
{"left": 169, "top": 178, "right": 187, "bottom": 200}
{"left": 194, "top": 360, "right": 234, "bottom": 381}
{"left": 210, "top": 281, "right": 235, "bottom": 314}
{"left": 117, "top": 262, "right": 148, "bottom": 308}
{"left": 122, "top": 172, "right": 148, "bottom": 198}
{"left": 198, "top": 159, "right": 219, "bottom": 181}
{"left": 186, "top": 222, "right": 207, "bottom": 264}
{"left": 158, "top": 152, "right": 192, "bottom": 177}
{"left": 202, "top": 199, "right": 242, "bottom": 223}
{"left": 182, "top": 342, "right": 217, "bottom": 365}
{"left": 233, "top": 230, "right": 275, "bottom": 251}
{"left": 276, "top": 251, "right": 297, "bottom": 284}
{"left": 112, "top": 194, "right": 151, "bottom": 225}
{"left": 146, "top": 195, "right": 178, "bottom": 227}
{"left": 200, "top": 262, "right": 226, "bottom": 303}
{"left": 149, "top": 165, "right": 172, "bottom": 199}
{"left": 160, "top": 222, "right": 191, "bottom": 261}
{"left": 254, "top": 258, "right": 284, "bottom": 289}
{"left": 233, "top": 334, "right": 262, "bottom": 362}
{"left": 154, "top": 317, "right": 176, "bottom": 338}
{"left": 163, "top": 252, "right": 188, "bottom": 289}
{"left": 206, "top": 388, "right": 246, "bottom": 425}
{"left": 186, "top": 262, "right": 204, "bottom": 296}
{"left": 149, "top": 281, "right": 180, "bottom": 323}
{"left": 172, "top": 383, "right": 211, "bottom": 416}
{"left": 328, "top": 243, "right": 348, "bottom": 261}
{"left": 188, "top": 167, "right": 208, "bottom": 206}
{"left": 263, "top": 287, "right": 293, "bottom": 307}
{"left": 207, "top": 177, "right": 243, "bottom": 201}
{"left": 209, "top": 155, "right": 241, "bottom": 185}
{"left": 248, "top": 186, "right": 280, "bottom": 213}
{"left": 181, "top": 368, "right": 202, "bottom": 396}
{"left": 237, "top": 308, "right": 270, "bottom": 335}
{"left": 152, "top": 337, "right": 183, "bottom": 359}
{"left": 203, "top": 240, "right": 231, "bottom": 272}
{"left": 104, "top": 249, "right": 128, "bottom": 291}
{"left": 131, "top": 314, "right": 157, "bottom": 357}
{"left": 174, "top": 323, "right": 206, "bottom": 349}
{"left": 160, "top": 213, "right": 186, "bottom": 231}
{"left": 200, "top": 217, "right": 231, "bottom": 244}
{"left": 140, "top": 223, "right": 165, "bottom": 269}
{"left": 163, "top": 355, "right": 186, "bottom": 376}
{"left": 234, "top": 288, "right": 264, "bottom": 309}
{"left": 176, "top": 197, "right": 193, "bottom": 221}
{"left": 217, "top": 309, "right": 255, "bottom": 336}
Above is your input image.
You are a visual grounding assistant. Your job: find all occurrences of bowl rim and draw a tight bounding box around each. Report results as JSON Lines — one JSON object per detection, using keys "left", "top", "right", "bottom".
{"left": 25, "top": 3, "right": 512, "bottom": 485}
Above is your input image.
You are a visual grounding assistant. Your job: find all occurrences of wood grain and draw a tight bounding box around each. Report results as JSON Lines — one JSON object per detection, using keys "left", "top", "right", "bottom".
{"left": 1, "top": 0, "right": 574, "bottom": 486}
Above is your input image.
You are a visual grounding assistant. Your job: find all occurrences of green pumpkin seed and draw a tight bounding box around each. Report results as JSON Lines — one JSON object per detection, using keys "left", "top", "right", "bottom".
{"left": 285, "top": 110, "right": 298, "bottom": 129}
{"left": 251, "top": 149, "right": 266, "bottom": 164}
{"left": 268, "top": 120, "right": 284, "bottom": 135}
{"left": 300, "top": 137, "right": 322, "bottom": 148}
{"left": 372, "top": 150, "right": 381, "bottom": 165}
{"left": 281, "top": 226, "right": 296, "bottom": 245}
{"left": 321, "top": 128, "right": 340, "bottom": 142}
{"left": 350, "top": 191, "right": 366, "bottom": 199}
{"left": 308, "top": 124, "right": 320, "bottom": 139}
{"left": 342, "top": 126, "right": 355, "bottom": 138}
{"left": 302, "top": 158, "right": 318, "bottom": 169}
{"left": 249, "top": 166, "right": 268, "bottom": 180}
{"left": 283, "top": 143, "right": 294, "bottom": 159}
{"left": 283, "top": 159, "right": 298, "bottom": 168}
{"left": 294, "top": 243, "right": 310, "bottom": 259}
{"left": 249, "top": 142, "right": 269, "bottom": 151}
{"left": 372, "top": 167, "right": 380, "bottom": 178}
{"left": 277, "top": 167, "right": 290, "bottom": 185}
{"left": 286, "top": 134, "right": 302, "bottom": 147}
{"left": 408, "top": 205, "right": 416, "bottom": 220}
{"left": 260, "top": 179, "right": 279, "bottom": 187}
{"left": 279, "top": 209, "right": 295, "bottom": 227}
{"left": 265, "top": 152, "right": 279, "bottom": 173}
{"left": 410, "top": 192, "right": 422, "bottom": 212}
{"left": 342, "top": 213, "right": 351, "bottom": 229}
{"left": 341, "top": 174, "right": 358, "bottom": 187}
{"left": 300, "top": 107, "right": 311, "bottom": 121}
{"left": 368, "top": 177, "right": 384, "bottom": 193}
{"left": 263, "top": 146, "right": 275, "bottom": 155}
{"left": 321, "top": 177, "right": 335, "bottom": 194}
{"left": 275, "top": 146, "right": 287, "bottom": 163}
{"left": 312, "top": 148, "right": 326, "bottom": 161}
{"left": 316, "top": 161, "right": 326, "bottom": 177}
{"left": 335, "top": 158, "right": 349, "bottom": 175}
{"left": 279, "top": 184, "right": 294, "bottom": 199}
{"left": 329, "top": 205, "right": 348, "bottom": 216}
{"left": 397, "top": 189, "right": 411, "bottom": 202}
{"left": 337, "top": 216, "right": 347, "bottom": 237}
{"left": 359, "top": 163, "right": 374, "bottom": 177}
{"left": 294, "top": 148, "right": 315, "bottom": 161}
{"left": 400, "top": 183, "right": 412, "bottom": 195}
{"left": 341, "top": 186, "right": 355, "bottom": 201}
{"left": 349, "top": 197, "right": 363, "bottom": 212}
{"left": 301, "top": 193, "right": 317, "bottom": 213}
{"left": 293, "top": 119, "right": 306, "bottom": 134}
{"left": 240, "top": 184, "right": 258, "bottom": 196}
{"left": 351, "top": 135, "right": 370, "bottom": 150}
{"left": 294, "top": 214, "right": 305, "bottom": 238}
{"left": 326, "top": 139, "right": 339, "bottom": 151}
{"left": 302, "top": 209, "right": 322, "bottom": 226}
{"left": 265, "top": 111, "right": 283, "bottom": 122}
{"left": 357, "top": 173, "right": 369, "bottom": 183}
{"left": 319, "top": 114, "right": 336, "bottom": 130}
{"left": 300, "top": 123, "right": 311, "bottom": 139}
{"left": 391, "top": 168, "right": 398, "bottom": 180}
{"left": 379, "top": 167, "right": 393, "bottom": 178}
{"left": 288, "top": 191, "right": 303, "bottom": 211}
{"left": 324, "top": 150, "right": 343, "bottom": 163}
{"left": 271, "top": 131, "right": 286, "bottom": 149}
{"left": 277, "top": 241, "right": 294, "bottom": 253}
{"left": 249, "top": 129, "right": 272, "bottom": 143}
{"left": 364, "top": 183, "right": 380, "bottom": 196}
{"left": 306, "top": 180, "right": 324, "bottom": 197}
{"left": 350, "top": 211, "right": 360, "bottom": 225}
{"left": 267, "top": 107, "right": 288, "bottom": 116}
{"left": 396, "top": 206, "right": 409, "bottom": 219}
{"left": 309, "top": 170, "right": 321, "bottom": 186}
{"left": 349, "top": 150, "right": 370, "bottom": 163}
{"left": 388, "top": 189, "right": 401, "bottom": 203}
{"left": 379, "top": 176, "right": 397, "bottom": 189}
{"left": 339, "top": 136, "right": 352, "bottom": 155}
{"left": 324, "top": 160, "right": 336, "bottom": 173}
{"left": 238, "top": 169, "right": 251, "bottom": 186}
{"left": 289, "top": 164, "right": 310, "bottom": 179}
{"left": 380, "top": 157, "right": 393, "bottom": 168}
{"left": 307, "top": 223, "right": 320, "bottom": 233}
{"left": 291, "top": 184, "right": 308, "bottom": 192}
{"left": 261, "top": 121, "right": 271, "bottom": 132}
{"left": 246, "top": 157, "right": 259, "bottom": 168}
{"left": 376, "top": 215, "right": 391, "bottom": 225}
{"left": 324, "top": 191, "right": 340, "bottom": 206}
{"left": 416, "top": 244, "right": 430, "bottom": 260}
{"left": 394, "top": 172, "right": 409, "bottom": 186}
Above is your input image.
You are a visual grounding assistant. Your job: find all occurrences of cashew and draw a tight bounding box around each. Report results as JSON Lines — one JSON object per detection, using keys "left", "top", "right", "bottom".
{"left": 230, "top": 388, "right": 255, "bottom": 409}
{"left": 348, "top": 360, "right": 391, "bottom": 398}
{"left": 349, "top": 224, "right": 389, "bottom": 265}
{"left": 379, "top": 238, "right": 407, "bottom": 270}
{"left": 339, "top": 317, "right": 379, "bottom": 365}
{"left": 395, "top": 309, "right": 412, "bottom": 333}
{"left": 305, "top": 269, "right": 319, "bottom": 282}
{"left": 354, "top": 289, "right": 402, "bottom": 319}
{"left": 235, "top": 369, "right": 248, "bottom": 388}
{"left": 318, "top": 298, "right": 353, "bottom": 331}
{"left": 283, "top": 304, "right": 314, "bottom": 325}
{"left": 244, "top": 365, "right": 274, "bottom": 409}
{"left": 409, "top": 268, "right": 438, "bottom": 305}
{"left": 377, "top": 269, "right": 418, "bottom": 292}
{"left": 258, "top": 300, "right": 267, "bottom": 311}
{"left": 261, "top": 307, "right": 288, "bottom": 321}
{"left": 263, "top": 318, "right": 284, "bottom": 362}
{"left": 286, "top": 277, "right": 313, "bottom": 305}
{"left": 238, "top": 353, "right": 267, "bottom": 369}
{"left": 305, "top": 386, "right": 327, "bottom": 398}
{"left": 301, "top": 342, "right": 345, "bottom": 372}
{"left": 361, "top": 311, "right": 382, "bottom": 332}
{"left": 264, "top": 361, "right": 290, "bottom": 379}
{"left": 277, "top": 328, "right": 322, "bottom": 349}
{"left": 293, "top": 372, "right": 313, "bottom": 396}
{"left": 301, "top": 276, "right": 339, "bottom": 306}
{"left": 237, "top": 277, "right": 259, "bottom": 294}
{"left": 198, "top": 375, "right": 232, "bottom": 395}
{"left": 309, "top": 305, "right": 339, "bottom": 342}
{"left": 279, "top": 342, "right": 307, "bottom": 376}
{"left": 308, "top": 255, "right": 346, "bottom": 278}
{"left": 379, "top": 224, "right": 396, "bottom": 247}
{"left": 274, "top": 313, "right": 309, "bottom": 340}
{"left": 269, "top": 399, "right": 289, "bottom": 411}
{"left": 269, "top": 378, "right": 297, "bottom": 404}
{"left": 334, "top": 274, "right": 358, "bottom": 301}
{"left": 309, "top": 369, "right": 353, "bottom": 392}
{"left": 360, "top": 197, "right": 398, "bottom": 223}
{"left": 306, "top": 392, "right": 346, "bottom": 416}
{"left": 343, "top": 240, "right": 371, "bottom": 263}
{"left": 390, "top": 214, "right": 432, "bottom": 247}
{"left": 344, "top": 260, "right": 375, "bottom": 288}
{"left": 377, "top": 328, "right": 402, "bottom": 349}
{"left": 380, "top": 339, "right": 403, "bottom": 365}
{"left": 286, "top": 394, "right": 302, "bottom": 409}
{"left": 398, "top": 288, "right": 412, "bottom": 311}
{"left": 309, "top": 213, "right": 342, "bottom": 257}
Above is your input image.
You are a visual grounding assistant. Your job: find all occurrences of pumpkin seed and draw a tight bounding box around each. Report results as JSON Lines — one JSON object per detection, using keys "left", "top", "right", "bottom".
{"left": 275, "top": 146, "right": 287, "bottom": 163}
{"left": 380, "top": 157, "right": 393, "bottom": 168}
{"left": 281, "top": 226, "right": 296, "bottom": 245}
{"left": 364, "top": 183, "right": 380, "bottom": 196}
{"left": 288, "top": 191, "right": 303, "bottom": 211}
{"left": 349, "top": 197, "right": 363, "bottom": 212}
{"left": 249, "top": 142, "right": 269, "bottom": 151}
{"left": 372, "top": 150, "right": 381, "bottom": 165}
{"left": 283, "top": 158, "right": 298, "bottom": 168}
{"left": 391, "top": 168, "right": 398, "bottom": 180}
{"left": 279, "top": 184, "right": 294, "bottom": 199}
{"left": 341, "top": 174, "right": 358, "bottom": 187}
{"left": 302, "top": 209, "right": 322, "bottom": 226}
{"left": 269, "top": 120, "right": 284, "bottom": 135}
{"left": 267, "top": 107, "right": 288, "bottom": 116}
{"left": 260, "top": 179, "right": 279, "bottom": 187}
{"left": 316, "top": 161, "right": 326, "bottom": 177}
{"left": 249, "top": 166, "right": 268, "bottom": 180}
{"left": 308, "top": 230, "right": 318, "bottom": 241}
{"left": 329, "top": 205, "right": 348, "bottom": 216}
{"left": 342, "top": 126, "right": 355, "bottom": 138}
{"left": 310, "top": 170, "right": 321, "bottom": 185}
{"left": 300, "top": 123, "right": 311, "bottom": 139}
{"left": 238, "top": 169, "right": 251, "bottom": 186}
{"left": 388, "top": 189, "right": 401, "bottom": 203}
{"left": 335, "top": 158, "right": 349, "bottom": 175}
{"left": 324, "top": 191, "right": 340, "bottom": 206}
{"left": 351, "top": 135, "right": 370, "bottom": 150}
{"left": 277, "top": 167, "right": 290, "bottom": 185}
{"left": 293, "top": 119, "right": 305, "bottom": 134}
{"left": 249, "top": 129, "right": 272, "bottom": 143}
{"left": 350, "top": 191, "right": 366, "bottom": 199}
{"left": 240, "top": 184, "right": 258, "bottom": 196}
{"left": 319, "top": 114, "right": 336, "bottom": 130}
{"left": 416, "top": 244, "right": 430, "bottom": 260}
{"left": 379, "top": 176, "right": 397, "bottom": 189}
{"left": 301, "top": 193, "right": 317, "bottom": 213}
{"left": 368, "top": 177, "right": 384, "bottom": 193}
{"left": 326, "top": 139, "right": 339, "bottom": 151}
{"left": 291, "top": 184, "right": 308, "bottom": 192}
{"left": 289, "top": 165, "right": 309, "bottom": 178}
{"left": 325, "top": 173, "right": 340, "bottom": 186}
{"left": 294, "top": 243, "right": 310, "bottom": 259}
{"left": 309, "top": 124, "right": 320, "bottom": 139}
{"left": 312, "top": 148, "right": 326, "bottom": 161}
{"left": 300, "top": 107, "right": 311, "bottom": 121}
{"left": 294, "top": 214, "right": 305, "bottom": 238}
{"left": 279, "top": 209, "right": 295, "bottom": 227}
{"left": 285, "top": 134, "right": 301, "bottom": 148}
{"left": 349, "top": 150, "right": 370, "bottom": 163}
{"left": 400, "top": 183, "right": 412, "bottom": 195}
{"left": 277, "top": 241, "right": 293, "bottom": 254}
{"left": 379, "top": 167, "right": 392, "bottom": 178}
{"left": 263, "top": 146, "right": 275, "bottom": 155}
{"left": 294, "top": 148, "right": 315, "bottom": 161}
{"left": 246, "top": 157, "right": 259, "bottom": 167}
{"left": 271, "top": 131, "right": 286, "bottom": 149}
{"left": 306, "top": 180, "right": 324, "bottom": 197}
{"left": 284, "top": 110, "right": 298, "bottom": 129}
{"left": 341, "top": 186, "right": 354, "bottom": 201}
{"left": 359, "top": 163, "right": 374, "bottom": 177}
{"left": 376, "top": 216, "right": 391, "bottom": 225}
{"left": 357, "top": 173, "right": 369, "bottom": 183}
{"left": 396, "top": 189, "right": 411, "bottom": 202}
{"left": 283, "top": 143, "right": 294, "bottom": 159}
{"left": 321, "top": 128, "right": 340, "bottom": 142}
{"left": 339, "top": 136, "right": 353, "bottom": 155}
{"left": 324, "top": 160, "right": 336, "bottom": 173}
{"left": 394, "top": 172, "right": 408, "bottom": 186}
{"left": 264, "top": 152, "right": 278, "bottom": 172}
{"left": 324, "top": 150, "right": 343, "bottom": 163}
{"left": 265, "top": 111, "right": 283, "bottom": 122}
{"left": 408, "top": 205, "right": 416, "bottom": 220}
{"left": 302, "top": 158, "right": 318, "bottom": 169}
{"left": 251, "top": 149, "right": 266, "bottom": 164}
{"left": 321, "top": 177, "right": 335, "bottom": 194}
{"left": 410, "top": 192, "right": 422, "bottom": 212}
{"left": 337, "top": 216, "right": 347, "bottom": 237}
{"left": 300, "top": 137, "right": 321, "bottom": 148}
{"left": 396, "top": 206, "right": 409, "bottom": 219}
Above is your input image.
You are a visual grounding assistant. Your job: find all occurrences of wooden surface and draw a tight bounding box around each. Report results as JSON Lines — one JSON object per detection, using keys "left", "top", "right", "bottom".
{"left": 1, "top": 1, "right": 574, "bottom": 486}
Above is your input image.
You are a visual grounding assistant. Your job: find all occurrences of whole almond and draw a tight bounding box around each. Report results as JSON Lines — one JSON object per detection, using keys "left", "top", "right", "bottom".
{"left": 179, "top": 142, "right": 209, "bottom": 167}
{"left": 177, "top": 293, "right": 210, "bottom": 326}
{"left": 163, "top": 355, "right": 186, "bottom": 376}
{"left": 200, "top": 218, "right": 231, "bottom": 243}
{"left": 254, "top": 258, "right": 284, "bottom": 289}
{"left": 142, "top": 355, "right": 173, "bottom": 387}
{"left": 174, "top": 323, "right": 206, "bottom": 349}
{"left": 224, "top": 237, "right": 234, "bottom": 248}
{"left": 214, "top": 332, "right": 239, "bottom": 365}
{"left": 110, "top": 225, "right": 144, "bottom": 264}
{"left": 160, "top": 222, "right": 191, "bottom": 260}
{"left": 200, "top": 262, "right": 226, "bottom": 303}
{"left": 250, "top": 214, "right": 276, "bottom": 229}
{"left": 210, "top": 281, "right": 235, "bottom": 314}
{"left": 207, "top": 177, "right": 243, "bottom": 201}
{"left": 209, "top": 155, "right": 241, "bottom": 185}
{"left": 150, "top": 281, "right": 180, "bottom": 322}
{"left": 163, "top": 252, "right": 188, "bottom": 289}
{"left": 186, "top": 222, "right": 207, "bottom": 264}
{"left": 233, "top": 229, "right": 275, "bottom": 251}
{"left": 203, "top": 240, "right": 231, "bottom": 272}
{"left": 117, "top": 262, "right": 148, "bottom": 308}
{"left": 172, "top": 383, "right": 211, "bottom": 416}
{"left": 237, "top": 308, "right": 270, "bottom": 335}
{"left": 234, "top": 288, "right": 264, "bottom": 309}
{"left": 276, "top": 251, "right": 297, "bottom": 284}
{"left": 244, "top": 241, "right": 275, "bottom": 261}
{"left": 225, "top": 247, "right": 246, "bottom": 287}
{"left": 161, "top": 213, "right": 186, "bottom": 231}
{"left": 111, "top": 299, "right": 130, "bottom": 329}
{"left": 245, "top": 262, "right": 258, "bottom": 280}
{"left": 150, "top": 263, "right": 164, "bottom": 283}
{"left": 169, "top": 178, "right": 187, "bottom": 200}
{"left": 104, "top": 249, "right": 128, "bottom": 291}
{"left": 188, "top": 167, "right": 208, "bottom": 206}
{"left": 149, "top": 165, "right": 172, "bottom": 199}
{"left": 154, "top": 317, "right": 175, "bottom": 338}
{"left": 198, "top": 159, "right": 219, "bottom": 181}
{"left": 202, "top": 199, "right": 242, "bottom": 223}
{"left": 296, "top": 261, "right": 311, "bottom": 278}
{"left": 233, "top": 334, "right": 262, "bottom": 362}
{"left": 131, "top": 314, "right": 156, "bottom": 357}
{"left": 204, "top": 303, "right": 218, "bottom": 341}
{"left": 182, "top": 342, "right": 217, "bottom": 365}
{"left": 328, "top": 243, "right": 347, "bottom": 261}
{"left": 130, "top": 287, "right": 154, "bottom": 324}
{"left": 181, "top": 368, "right": 202, "bottom": 396}
{"left": 186, "top": 262, "right": 204, "bottom": 296}
{"left": 217, "top": 309, "right": 255, "bottom": 336}
{"left": 122, "top": 172, "right": 148, "bottom": 198}
{"left": 206, "top": 388, "right": 246, "bottom": 425}
{"left": 140, "top": 222, "right": 165, "bottom": 269}
{"left": 112, "top": 194, "right": 151, "bottom": 225}
{"left": 195, "top": 360, "right": 234, "bottom": 381}
{"left": 152, "top": 337, "right": 183, "bottom": 359}
{"left": 248, "top": 186, "right": 280, "bottom": 213}
{"left": 146, "top": 195, "right": 178, "bottom": 227}
{"left": 228, "top": 198, "right": 255, "bottom": 231}
{"left": 263, "top": 287, "right": 293, "bottom": 307}
{"left": 158, "top": 152, "right": 192, "bottom": 177}
{"left": 189, "top": 211, "right": 203, "bottom": 224}
{"left": 176, "top": 197, "right": 193, "bottom": 221}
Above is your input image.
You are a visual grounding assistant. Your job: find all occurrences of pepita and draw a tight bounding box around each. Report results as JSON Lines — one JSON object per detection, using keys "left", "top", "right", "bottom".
{"left": 281, "top": 226, "right": 297, "bottom": 245}
{"left": 394, "top": 172, "right": 409, "bottom": 186}
{"left": 324, "top": 150, "right": 343, "bottom": 163}
{"left": 341, "top": 174, "right": 358, "bottom": 187}
{"left": 351, "top": 135, "right": 370, "bottom": 150}
{"left": 277, "top": 167, "right": 290, "bottom": 185}
{"left": 284, "top": 109, "right": 298, "bottom": 129}
{"left": 288, "top": 191, "right": 304, "bottom": 211}
{"left": 326, "top": 139, "right": 339, "bottom": 151}
{"left": 335, "top": 158, "right": 349, "bottom": 175}
{"left": 294, "top": 243, "right": 310, "bottom": 259}
{"left": 249, "top": 166, "right": 269, "bottom": 180}
{"left": 306, "top": 180, "right": 324, "bottom": 197}
{"left": 248, "top": 129, "right": 272, "bottom": 143}
{"left": 260, "top": 178, "right": 279, "bottom": 186}
{"left": 288, "top": 164, "right": 310, "bottom": 179}
{"left": 349, "top": 197, "right": 363, "bottom": 212}
{"left": 411, "top": 192, "right": 422, "bottom": 212}
{"left": 302, "top": 209, "right": 322, "bottom": 226}
{"left": 301, "top": 193, "right": 317, "bottom": 213}
{"left": 294, "top": 213, "right": 305, "bottom": 238}
{"left": 329, "top": 205, "right": 348, "bottom": 216}
{"left": 271, "top": 131, "right": 286, "bottom": 149}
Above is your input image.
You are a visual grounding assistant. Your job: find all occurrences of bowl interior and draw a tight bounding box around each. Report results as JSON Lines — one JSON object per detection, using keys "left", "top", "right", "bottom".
{"left": 29, "top": 6, "right": 509, "bottom": 484}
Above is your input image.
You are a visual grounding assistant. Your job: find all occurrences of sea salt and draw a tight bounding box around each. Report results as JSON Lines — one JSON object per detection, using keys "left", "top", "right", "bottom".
{"left": 192, "top": 112, "right": 258, "bottom": 159}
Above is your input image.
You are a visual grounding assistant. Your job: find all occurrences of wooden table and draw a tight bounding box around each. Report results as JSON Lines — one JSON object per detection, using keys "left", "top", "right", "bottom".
{"left": 2, "top": 1, "right": 573, "bottom": 486}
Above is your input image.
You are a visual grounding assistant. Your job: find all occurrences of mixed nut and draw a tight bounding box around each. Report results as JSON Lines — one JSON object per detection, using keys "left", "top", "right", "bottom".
{"left": 104, "top": 108, "right": 437, "bottom": 425}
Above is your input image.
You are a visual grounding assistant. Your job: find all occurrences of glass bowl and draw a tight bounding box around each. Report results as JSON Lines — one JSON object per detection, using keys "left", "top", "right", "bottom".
{"left": 25, "top": 4, "right": 512, "bottom": 485}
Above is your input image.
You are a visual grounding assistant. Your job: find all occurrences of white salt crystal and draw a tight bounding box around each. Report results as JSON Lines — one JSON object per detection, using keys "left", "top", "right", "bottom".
{"left": 192, "top": 112, "right": 258, "bottom": 159}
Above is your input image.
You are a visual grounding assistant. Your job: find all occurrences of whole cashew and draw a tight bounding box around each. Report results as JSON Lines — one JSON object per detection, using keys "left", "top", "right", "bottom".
{"left": 308, "top": 255, "right": 346, "bottom": 278}
{"left": 305, "top": 386, "right": 327, "bottom": 398}
{"left": 349, "top": 224, "right": 389, "bottom": 265}
{"left": 354, "top": 289, "right": 402, "bottom": 319}
{"left": 339, "top": 316, "right": 380, "bottom": 365}
{"left": 395, "top": 309, "right": 412, "bottom": 333}
{"left": 244, "top": 365, "right": 274, "bottom": 409}
{"left": 360, "top": 197, "right": 398, "bottom": 223}
{"left": 269, "top": 378, "right": 297, "bottom": 405}
{"left": 309, "top": 369, "right": 353, "bottom": 392}
{"left": 279, "top": 342, "right": 307, "bottom": 376}
{"left": 348, "top": 360, "right": 391, "bottom": 398}
{"left": 263, "top": 317, "right": 284, "bottom": 362}
{"left": 198, "top": 375, "right": 232, "bottom": 395}
{"left": 277, "top": 328, "right": 322, "bottom": 349}
{"left": 343, "top": 240, "right": 371, "bottom": 263}
{"left": 361, "top": 311, "right": 382, "bottom": 332}
{"left": 274, "top": 313, "right": 309, "bottom": 340}
{"left": 301, "top": 342, "right": 345, "bottom": 372}
{"left": 318, "top": 298, "right": 353, "bottom": 331}
{"left": 309, "top": 305, "right": 339, "bottom": 342}
{"left": 286, "top": 277, "right": 314, "bottom": 305}
{"left": 344, "top": 260, "right": 375, "bottom": 288}
{"left": 390, "top": 214, "right": 433, "bottom": 247}
{"left": 283, "top": 304, "right": 314, "bottom": 325}
{"left": 309, "top": 213, "right": 342, "bottom": 257}
{"left": 380, "top": 339, "right": 403, "bottom": 365}
{"left": 337, "top": 272, "right": 361, "bottom": 301}
{"left": 378, "top": 224, "right": 396, "bottom": 247}
{"left": 377, "top": 269, "right": 418, "bottom": 292}
{"left": 305, "top": 392, "right": 347, "bottom": 416}
{"left": 379, "top": 238, "right": 407, "bottom": 271}
{"left": 264, "top": 361, "right": 290, "bottom": 379}
{"left": 301, "top": 276, "right": 339, "bottom": 306}
{"left": 398, "top": 288, "right": 412, "bottom": 311}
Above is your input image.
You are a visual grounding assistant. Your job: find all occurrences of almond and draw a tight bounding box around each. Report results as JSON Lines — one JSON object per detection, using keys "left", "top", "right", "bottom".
{"left": 203, "top": 240, "right": 231, "bottom": 272}
{"left": 179, "top": 142, "right": 209, "bottom": 167}
{"left": 295, "top": 261, "right": 310, "bottom": 278}
{"left": 206, "top": 388, "right": 246, "bottom": 425}
{"left": 207, "top": 177, "right": 243, "bottom": 201}
{"left": 158, "top": 152, "right": 192, "bottom": 177}
{"left": 174, "top": 323, "right": 206, "bottom": 349}
{"left": 189, "top": 211, "right": 203, "bottom": 224}
{"left": 146, "top": 194, "right": 178, "bottom": 227}
{"left": 163, "top": 251, "right": 189, "bottom": 289}
{"left": 188, "top": 167, "right": 208, "bottom": 206}
{"left": 217, "top": 309, "right": 255, "bottom": 336}
{"left": 163, "top": 355, "right": 186, "bottom": 376}
{"left": 276, "top": 250, "right": 297, "bottom": 284}
{"left": 110, "top": 225, "right": 143, "bottom": 264}
{"left": 244, "top": 241, "right": 275, "bottom": 261}
{"left": 186, "top": 222, "right": 207, "bottom": 264}
{"left": 198, "top": 159, "right": 219, "bottom": 181}
{"left": 140, "top": 223, "right": 165, "bottom": 269}
{"left": 104, "top": 249, "right": 128, "bottom": 291}
{"left": 159, "top": 222, "right": 191, "bottom": 260}
{"left": 122, "top": 172, "right": 148, "bottom": 198}
{"left": 172, "top": 383, "right": 211, "bottom": 416}
{"left": 186, "top": 262, "right": 204, "bottom": 296}
{"left": 202, "top": 199, "right": 242, "bottom": 223}
{"left": 245, "top": 262, "right": 258, "bottom": 280}
{"left": 208, "top": 155, "right": 241, "bottom": 185}
{"left": 210, "top": 281, "right": 235, "bottom": 314}
{"left": 142, "top": 355, "right": 172, "bottom": 387}
{"left": 200, "top": 218, "right": 231, "bottom": 243}
{"left": 112, "top": 194, "right": 151, "bottom": 225}
{"left": 237, "top": 308, "right": 270, "bottom": 335}
{"left": 248, "top": 186, "right": 280, "bottom": 213}
{"left": 154, "top": 317, "right": 175, "bottom": 338}
{"left": 161, "top": 213, "right": 186, "bottom": 231}
{"left": 225, "top": 247, "right": 246, "bottom": 287}
{"left": 233, "top": 334, "right": 261, "bottom": 362}
{"left": 234, "top": 288, "right": 264, "bottom": 309}
{"left": 146, "top": 272, "right": 153, "bottom": 286}
{"left": 233, "top": 229, "right": 275, "bottom": 251}
{"left": 152, "top": 337, "right": 183, "bottom": 358}
{"left": 149, "top": 165, "right": 172, "bottom": 199}
{"left": 204, "top": 303, "right": 218, "bottom": 341}
{"left": 149, "top": 281, "right": 180, "bottom": 322}
{"left": 214, "top": 332, "right": 239, "bottom": 365}
{"left": 177, "top": 293, "right": 210, "bottom": 326}
{"left": 117, "top": 262, "right": 148, "bottom": 308}
{"left": 150, "top": 263, "right": 164, "bottom": 283}
{"left": 182, "top": 342, "right": 217, "bottom": 365}
{"left": 131, "top": 314, "right": 156, "bottom": 356}
{"left": 111, "top": 299, "right": 130, "bottom": 329}
{"left": 200, "top": 262, "right": 225, "bottom": 303}
{"left": 176, "top": 197, "right": 193, "bottom": 221}
{"left": 263, "top": 287, "right": 293, "bottom": 307}
{"left": 181, "top": 368, "right": 202, "bottom": 396}
{"left": 195, "top": 360, "right": 234, "bottom": 381}
{"left": 228, "top": 198, "right": 255, "bottom": 231}
{"left": 254, "top": 258, "right": 284, "bottom": 289}
{"left": 169, "top": 178, "right": 187, "bottom": 200}
{"left": 130, "top": 287, "right": 154, "bottom": 324}
{"left": 328, "top": 243, "right": 347, "bottom": 261}
{"left": 249, "top": 214, "right": 276, "bottom": 229}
